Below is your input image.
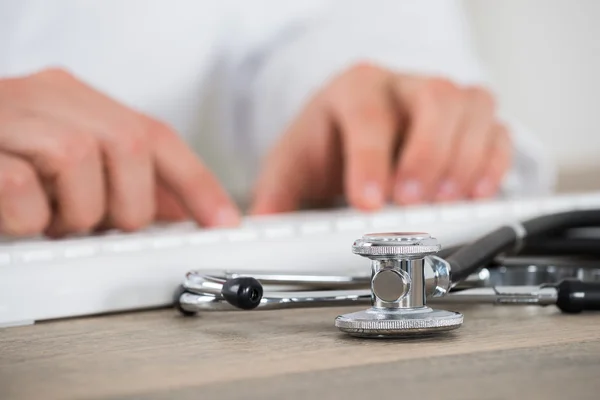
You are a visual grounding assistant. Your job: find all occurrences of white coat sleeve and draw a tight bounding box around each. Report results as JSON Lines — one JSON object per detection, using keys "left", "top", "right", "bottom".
{"left": 239, "top": 0, "right": 557, "bottom": 198}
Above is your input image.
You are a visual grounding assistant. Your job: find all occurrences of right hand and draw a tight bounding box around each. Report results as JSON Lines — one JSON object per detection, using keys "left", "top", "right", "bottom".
{"left": 0, "top": 68, "right": 241, "bottom": 237}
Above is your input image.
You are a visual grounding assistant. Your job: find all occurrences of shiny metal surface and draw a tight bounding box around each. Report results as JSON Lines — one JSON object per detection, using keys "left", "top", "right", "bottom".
{"left": 371, "top": 268, "right": 408, "bottom": 303}
{"left": 427, "top": 256, "right": 452, "bottom": 297}
{"left": 341, "top": 231, "right": 462, "bottom": 337}
{"left": 429, "top": 286, "right": 558, "bottom": 306}
{"left": 178, "top": 283, "right": 561, "bottom": 311}
{"left": 178, "top": 284, "right": 561, "bottom": 312}
{"left": 179, "top": 289, "right": 372, "bottom": 312}
{"left": 486, "top": 261, "right": 600, "bottom": 286}
{"left": 224, "top": 270, "right": 369, "bottom": 288}
{"left": 334, "top": 307, "right": 463, "bottom": 338}
{"left": 352, "top": 232, "right": 441, "bottom": 258}
{"left": 354, "top": 233, "right": 444, "bottom": 312}
{"left": 368, "top": 258, "right": 427, "bottom": 309}
{"left": 177, "top": 257, "right": 600, "bottom": 326}
{"left": 183, "top": 273, "right": 225, "bottom": 296}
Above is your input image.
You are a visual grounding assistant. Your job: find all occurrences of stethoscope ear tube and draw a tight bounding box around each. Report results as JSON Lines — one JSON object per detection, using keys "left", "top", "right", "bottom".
{"left": 518, "top": 237, "right": 600, "bottom": 257}
{"left": 521, "top": 209, "right": 600, "bottom": 237}
{"left": 446, "top": 226, "right": 518, "bottom": 283}
{"left": 446, "top": 209, "right": 600, "bottom": 285}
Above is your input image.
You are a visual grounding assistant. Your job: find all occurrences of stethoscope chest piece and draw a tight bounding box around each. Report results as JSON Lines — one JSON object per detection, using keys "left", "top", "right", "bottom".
{"left": 335, "top": 232, "right": 463, "bottom": 338}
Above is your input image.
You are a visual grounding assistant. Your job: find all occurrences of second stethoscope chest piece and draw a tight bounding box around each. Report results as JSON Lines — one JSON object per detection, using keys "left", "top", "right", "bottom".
{"left": 335, "top": 232, "right": 463, "bottom": 338}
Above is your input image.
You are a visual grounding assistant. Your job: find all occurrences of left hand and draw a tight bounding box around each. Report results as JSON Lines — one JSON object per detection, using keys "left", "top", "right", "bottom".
{"left": 250, "top": 62, "right": 512, "bottom": 214}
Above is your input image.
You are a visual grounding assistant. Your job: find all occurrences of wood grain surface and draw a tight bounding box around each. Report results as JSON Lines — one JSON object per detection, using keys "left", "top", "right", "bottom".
{"left": 1, "top": 303, "right": 599, "bottom": 400}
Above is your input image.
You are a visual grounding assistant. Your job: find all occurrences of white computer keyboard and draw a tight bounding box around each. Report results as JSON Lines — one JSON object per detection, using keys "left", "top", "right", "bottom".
{"left": 2, "top": 190, "right": 600, "bottom": 327}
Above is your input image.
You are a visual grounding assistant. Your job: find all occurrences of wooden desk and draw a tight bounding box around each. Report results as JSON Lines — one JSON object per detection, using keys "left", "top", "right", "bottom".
{"left": 1, "top": 304, "right": 599, "bottom": 400}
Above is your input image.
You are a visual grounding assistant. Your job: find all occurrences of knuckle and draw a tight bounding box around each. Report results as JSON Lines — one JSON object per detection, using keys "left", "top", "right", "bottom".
{"left": 467, "top": 85, "right": 496, "bottom": 110}
{"left": 422, "top": 77, "right": 459, "bottom": 98}
{"left": 49, "top": 133, "right": 98, "bottom": 172}
{"left": 147, "top": 118, "right": 177, "bottom": 142}
{"left": 413, "top": 78, "right": 461, "bottom": 111}
{"left": 328, "top": 61, "right": 385, "bottom": 95}
{"left": 3, "top": 67, "right": 77, "bottom": 104}
{"left": 1, "top": 76, "right": 38, "bottom": 105}
{"left": 105, "top": 120, "right": 150, "bottom": 158}
{"left": 347, "top": 61, "right": 383, "bottom": 79}
{"left": 34, "top": 67, "right": 75, "bottom": 82}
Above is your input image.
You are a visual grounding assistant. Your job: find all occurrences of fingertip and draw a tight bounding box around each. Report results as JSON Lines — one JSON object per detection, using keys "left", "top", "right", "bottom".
{"left": 393, "top": 179, "right": 423, "bottom": 205}
{"left": 349, "top": 181, "right": 385, "bottom": 210}
{"left": 190, "top": 203, "right": 241, "bottom": 229}
{"left": 471, "top": 177, "right": 496, "bottom": 199}
{"left": 433, "top": 179, "right": 461, "bottom": 203}
{"left": 212, "top": 206, "right": 242, "bottom": 227}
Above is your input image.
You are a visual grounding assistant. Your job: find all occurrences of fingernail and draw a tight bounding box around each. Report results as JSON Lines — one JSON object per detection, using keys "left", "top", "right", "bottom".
{"left": 436, "top": 180, "right": 458, "bottom": 201}
{"left": 474, "top": 178, "right": 494, "bottom": 198}
{"left": 363, "top": 182, "right": 384, "bottom": 208}
{"left": 215, "top": 207, "right": 241, "bottom": 226}
{"left": 395, "top": 180, "right": 422, "bottom": 204}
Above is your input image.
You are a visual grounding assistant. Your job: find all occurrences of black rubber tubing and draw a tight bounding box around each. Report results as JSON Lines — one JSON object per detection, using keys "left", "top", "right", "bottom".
{"left": 518, "top": 237, "right": 600, "bottom": 257}
{"left": 446, "top": 226, "right": 518, "bottom": 282}
{"left": 446, "top": 209, "right": 600, "bottom": 284}
{"left": 522, "top": 209, "right": 600, "bottom": 237}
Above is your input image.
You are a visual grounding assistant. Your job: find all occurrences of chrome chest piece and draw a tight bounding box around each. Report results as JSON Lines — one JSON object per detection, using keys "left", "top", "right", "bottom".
{"left": 335, "top": 232, "right": 463, "bottom": 338}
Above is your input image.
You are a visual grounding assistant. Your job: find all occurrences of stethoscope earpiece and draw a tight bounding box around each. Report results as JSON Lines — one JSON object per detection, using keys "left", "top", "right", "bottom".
{"left": 334, "top": 232, "right": 463, "bottom": 338}
{"left": 221, "top": 277, "right": 264, "bottom": 310}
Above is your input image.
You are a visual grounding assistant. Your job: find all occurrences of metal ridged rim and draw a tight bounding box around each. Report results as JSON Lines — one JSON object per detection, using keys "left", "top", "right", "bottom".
{"left": 335, "top": 313, "right": 463, "bottom": 330}
{"left": 352, "top": 232, "right": 441, "bottom": 257}
{"left": 352, "top": 244, "right": 441, "bottom": 256}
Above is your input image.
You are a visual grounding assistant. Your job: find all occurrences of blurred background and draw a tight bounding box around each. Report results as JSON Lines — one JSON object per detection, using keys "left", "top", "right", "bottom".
{"left": 463, "top": 0, "right": 600, "bottom": 192}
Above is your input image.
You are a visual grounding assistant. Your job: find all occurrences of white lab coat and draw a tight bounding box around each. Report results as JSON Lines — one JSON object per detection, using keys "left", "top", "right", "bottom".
{"left": 0, "top": 0, "right": 556, "bottom": 206}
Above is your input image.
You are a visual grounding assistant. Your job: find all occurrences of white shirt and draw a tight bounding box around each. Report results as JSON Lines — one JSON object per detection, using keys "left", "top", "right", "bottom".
{"left": 0, "top": 0, "right": 556, "bottom": 206}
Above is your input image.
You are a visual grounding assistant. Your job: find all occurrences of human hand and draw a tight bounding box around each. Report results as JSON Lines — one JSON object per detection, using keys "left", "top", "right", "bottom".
{"left": 0, "top": 68, "right": 240, "bottom": 237}
{"left": 250, "top": 62, "right": 512, "bottom": 214}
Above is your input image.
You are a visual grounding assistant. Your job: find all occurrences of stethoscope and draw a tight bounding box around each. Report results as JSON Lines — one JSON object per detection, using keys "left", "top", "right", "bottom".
{"left": 176, "top": 209, "right": 600, "bottom": 338}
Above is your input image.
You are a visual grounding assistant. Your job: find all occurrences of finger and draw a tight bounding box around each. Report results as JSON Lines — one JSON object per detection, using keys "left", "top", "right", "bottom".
{"left": 250, "top": 101, "right": 333, "bottom": 215}
{"left": 0, "top": 152, "right": 51, "bottom": 236}
{"left": 249, "top": 135, "right": 307, "bottom": 215}
{"left": 0, "top": 109, "right": 105, "bottom": 235}
{"left": 392, "top": 78, "right": 464, "bottom": 204}
{"left": 434, "top": 87, "right": 496, "bottom": 202}
{"left": 469, "top": 123, "right": 512, "bottom": 199}
{"left": 333, "top": 65, "right": 399, "bottom": 210}
{"left": 150, "top": 122, "right": 241, "bottom": 227}
{"left": 155, "top": 182, "right": 189, "bottom": 222}
{"left": 11, "top": 69, "right": 154, "bottom": 231}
